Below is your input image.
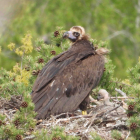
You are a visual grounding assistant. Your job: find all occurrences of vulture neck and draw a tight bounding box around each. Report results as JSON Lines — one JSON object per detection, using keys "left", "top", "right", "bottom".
{"left": 103, "top": 97, "right": 112, "bottom": 106}
{"left": 71, "top": 39, "right": 91, "bottom": 48}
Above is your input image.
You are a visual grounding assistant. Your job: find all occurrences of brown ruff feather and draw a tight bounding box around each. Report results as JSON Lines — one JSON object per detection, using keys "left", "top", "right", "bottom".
{"left": 96, "top": 48, "right": 109, "bottom": 55}
{"left": 81, "top": 34, "right": 89, "bottom": 41}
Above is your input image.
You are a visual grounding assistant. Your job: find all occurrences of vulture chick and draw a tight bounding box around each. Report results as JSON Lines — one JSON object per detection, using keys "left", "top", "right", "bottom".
{"left": 92, "top": 89, "right": 126, "bottom": 118}
{"left": 97, "top": 89, "right": 112, "bottom": 105}
{"left": 31, "top": 26, "right": 108, "bottom": 119}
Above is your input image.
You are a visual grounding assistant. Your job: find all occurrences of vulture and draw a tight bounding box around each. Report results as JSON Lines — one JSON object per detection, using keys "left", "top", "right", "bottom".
{"left": 31, "top": 26, "right": 108, "bottom": 119}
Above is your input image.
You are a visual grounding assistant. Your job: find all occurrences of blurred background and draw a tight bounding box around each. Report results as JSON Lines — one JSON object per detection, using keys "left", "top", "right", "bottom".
{"left": 0, "top": 0, "right": 140, "bottom": 79}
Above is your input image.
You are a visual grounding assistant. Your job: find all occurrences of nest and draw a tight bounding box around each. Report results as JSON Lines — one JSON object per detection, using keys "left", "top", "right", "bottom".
{"left": 0, "top": 95, "right": 130, "bottom": 140}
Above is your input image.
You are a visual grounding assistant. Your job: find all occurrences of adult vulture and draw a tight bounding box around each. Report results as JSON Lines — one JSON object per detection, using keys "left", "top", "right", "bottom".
{"left": 31, "top": 26, "right": 108, "bottom": 119}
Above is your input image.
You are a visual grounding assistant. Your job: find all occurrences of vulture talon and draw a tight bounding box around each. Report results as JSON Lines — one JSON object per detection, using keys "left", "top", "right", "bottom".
{"left": 82, "top": 111, "right": 87, "bottom": 115}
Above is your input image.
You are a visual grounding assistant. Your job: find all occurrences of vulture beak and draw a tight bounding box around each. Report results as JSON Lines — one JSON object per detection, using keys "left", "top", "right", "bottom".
{"left": 63, "top": 31, "right": 77, "bottom": 41}
{"left": 97, "top": 94, "right": 104, "bottom": 101}
{"left": 63, "top": 31, "right": 69, "bottom": 38}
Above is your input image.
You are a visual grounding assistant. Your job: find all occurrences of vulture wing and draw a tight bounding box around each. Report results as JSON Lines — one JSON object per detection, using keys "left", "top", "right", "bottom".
{"left": 32, "top": 50, "right": 77, "bottom": 92}
{"left": 32, "top": 41, "right": 105, "bottom": 119}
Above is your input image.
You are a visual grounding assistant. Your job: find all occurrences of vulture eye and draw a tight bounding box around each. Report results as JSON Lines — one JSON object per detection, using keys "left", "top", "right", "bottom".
{"left": 73, "top": 32, "right": 80, "bottom": 37}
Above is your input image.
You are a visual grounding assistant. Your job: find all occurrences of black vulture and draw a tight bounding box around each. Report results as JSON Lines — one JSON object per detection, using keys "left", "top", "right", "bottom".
{"left": 31, "top": 26, "right": 108, "bottom": 119}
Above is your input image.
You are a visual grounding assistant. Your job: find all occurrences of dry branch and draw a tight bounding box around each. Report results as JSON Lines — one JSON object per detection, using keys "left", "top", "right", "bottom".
{"left": 89, "top": 95, "right": 100, "bottom": 105}
{"left": 115, "top": 88, "right": 127, "bottom": 97}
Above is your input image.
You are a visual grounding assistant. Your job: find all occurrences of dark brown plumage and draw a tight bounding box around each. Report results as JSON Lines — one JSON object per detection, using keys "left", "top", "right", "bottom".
{"left": 31, "top": 26, "right": 107, "bottom": 119}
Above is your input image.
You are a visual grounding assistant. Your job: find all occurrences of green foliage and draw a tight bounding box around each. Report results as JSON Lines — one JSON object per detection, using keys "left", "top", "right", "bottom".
{"left": 0, "top": 27, "right": 140, "bottom": 139}
{"left": 0, "top": 0, "right": 140, "bottom": 79}
{"left": 111, "top": 130, "right": 122, "bottom": 140}
{"left": 34, "top": 126, "right": 79, "bottom": 140}
{"left": 34, "top": 129, "right": 48, "bottom": 140}
{"left": 90, "top": 33, "right": 140, "bottom": 140}
{"left": 117, "top": 60, "right": 140, "bottom": 139}
{"left": 0, "top": 28, "right": 78, "bottom": 139}
{"left": 127, "top": 58, "right": 140, "bottom": 84}
{"left": 90, "top": 131, "right": 103, "bottom": 140}
{"left": 0, "top": 114, "right": 6, "bottom": 121}
{"left": 50, "top": 126, "right": 79, "bottom": 140}
{"left": 127, "top": 137, "right": 135, "bottom": 140}
{"left": 0, "top": 91, "right": 36, "bottom": 139}
{"left": 1, "top": 124, "right": 24, "bottom": 139}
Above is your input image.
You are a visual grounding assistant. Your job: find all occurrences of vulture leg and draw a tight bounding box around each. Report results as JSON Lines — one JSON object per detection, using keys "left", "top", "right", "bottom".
{"left": 79, "top": 94, "right": 90, "bottom": 115}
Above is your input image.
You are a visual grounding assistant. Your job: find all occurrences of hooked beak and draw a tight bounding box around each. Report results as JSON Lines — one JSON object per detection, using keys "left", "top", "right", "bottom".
{"left": 97, "top": 94, "right": 104, "bottom": 101}
{"left": 63, "top": 31, "right": 77, "bottom": 42}
{"left": 63, "top": 31, "right": 69, "bottom": 38}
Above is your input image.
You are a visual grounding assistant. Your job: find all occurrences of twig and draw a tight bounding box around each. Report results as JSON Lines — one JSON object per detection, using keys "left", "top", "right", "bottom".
{"left": 23, "top": 135, "right": 35, "bottom": 140}
{"left": 85, "top": 113, "right": 97, "bottom": 133}
{"left": 110, "top": 97, "right": 134, "bottom": 99}
{"left": 126, "top": 131, "right": 130, "bottom": 139}
{"left": 106, "top": 124, "right": 128, "bottom": 130}
{"left": 55, "top": 114, "right": 93, "bottom": 124}
{"left": 115, "top": 88, "right": 127, "bottom": 97}
{"left": 86, "top": 103, "right": 123, "bottom": 130}
{"left": 89, "top": 95, "right": 100, "bottom": 105}
{"left": 54, "top": 112, "right": 73, "bottom": 119}
{"left": 10, "top": 109, "right": 16, "bottom": 113}
{"left": 5, "top": 103, "right": 15, "bottom": 108}
{"left": 3, "top": 112, "right": 11, "bottom": 121}
{"left": 115, "top": 88, "right": 129, "bottom": 109}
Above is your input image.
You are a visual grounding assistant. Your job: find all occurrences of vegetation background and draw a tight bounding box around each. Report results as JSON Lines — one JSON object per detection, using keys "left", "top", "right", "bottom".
{"left": 0, "top": 0, "right": 140, "bottom": 79}
{"left": 1, "top": 1, "right": 140, "bottom": 139}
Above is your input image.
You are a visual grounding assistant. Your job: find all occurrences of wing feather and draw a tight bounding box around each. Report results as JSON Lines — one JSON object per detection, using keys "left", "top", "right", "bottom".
{"left": 31, "top": 40, "right": 105, "bottom": 119}
{"left": 32, "top": 53, "right": 104, "bottom": 119}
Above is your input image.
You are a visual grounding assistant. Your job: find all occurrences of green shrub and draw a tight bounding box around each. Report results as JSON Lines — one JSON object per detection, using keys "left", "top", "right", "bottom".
{"left": 0, "top": 27, "right": 139, "bottom": 139}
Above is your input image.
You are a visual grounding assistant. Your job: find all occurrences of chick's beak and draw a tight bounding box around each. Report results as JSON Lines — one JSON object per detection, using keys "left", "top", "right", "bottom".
{"left": 97, "top": 95, "right": 104, "bottom": 101}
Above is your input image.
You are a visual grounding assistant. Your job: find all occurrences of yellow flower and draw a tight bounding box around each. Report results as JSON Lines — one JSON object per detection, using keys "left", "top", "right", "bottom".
{"left": 8, "top": 71, "right": 15, "bottom": 77}
{"left": 15, "top": 75, "right": 22, "bottom": 83}
{"left": 21, "top": 34, "right": 33, "bottom": 54}
{"left": 15, "top": 69, "right": 31, "bottom": 86}
{"left": 0, "top": 46, "right": 1, "bottom": 53}
{"left": 122, "top": 79, "right": 131, "bottom": 85}
{"left": 21, "top": 45, "right": 33, "bottom": 54}
{"left": 15, "top": 48, "right": 23, "bottom": 56}
{"left": 11, "top": 34, "right": 33, "bottom": 57}
{"left": 13, "top": 63, "right": 21, "bottom": 73}
{"left": 8, "top": 43, "right": 15, "bottom": 51}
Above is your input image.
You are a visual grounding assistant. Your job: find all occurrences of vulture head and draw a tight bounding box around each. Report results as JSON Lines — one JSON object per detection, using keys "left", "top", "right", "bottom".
{"left": 97, "top": 89, "right": 112, "bottom": 105}
{"left": 63, "top": 26, "right": 88, "bottom": 42}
